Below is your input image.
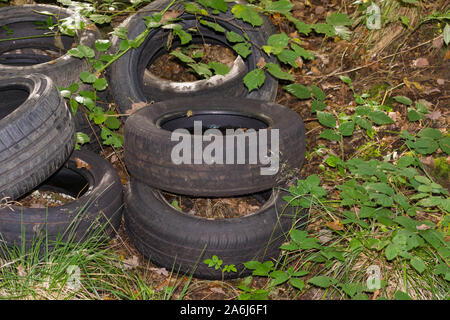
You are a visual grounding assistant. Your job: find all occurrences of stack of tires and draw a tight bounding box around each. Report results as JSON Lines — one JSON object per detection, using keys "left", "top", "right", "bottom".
{"left": 105, "top": 0, "right": 309, "bottom": 279}
{"left": 0, "top": 5, "right": 122, "bottom": 249}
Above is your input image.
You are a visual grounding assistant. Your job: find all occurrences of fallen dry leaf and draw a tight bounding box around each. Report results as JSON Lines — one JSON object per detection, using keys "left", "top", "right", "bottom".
{"left": 127, "top": 101, "right": 147, "bottom": 114}
{"left": 256, "top": 57, "right": 266, "bottom": 69}
{"left": 161, "top": 10, "right": 182, "bottom": 23}
{"left": 416, "top": 224, "right": 431, "bottom": 231}
{"left": 326, "top": 219, "right": 344, "bottom": 231}
{"left": 412, "top": 57, "right": 429, "bottom": 68}
{"left": 186, "top": 110, "right": 193, "bottom": 117}
{"left": 75, "top": 157, "right": 91, "bottom": 170}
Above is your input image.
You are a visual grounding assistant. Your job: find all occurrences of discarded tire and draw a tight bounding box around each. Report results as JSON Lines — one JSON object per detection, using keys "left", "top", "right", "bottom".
{"left": 0, "top": 74, "right": 75, "bottom": 201}
{"left": 0, "top": 150, "right": 123, "bottom": 248}
{"left": 108, "top": 0, "right": 278, "bottom": 114}
{"left": 124, "top": 178, "right": 307, "bottom": 279}
{"left": 0, "top": 4, "right": 103, "bottom": 151}
{"left": 124, "top": 97, "right": 306, "bottom": 197}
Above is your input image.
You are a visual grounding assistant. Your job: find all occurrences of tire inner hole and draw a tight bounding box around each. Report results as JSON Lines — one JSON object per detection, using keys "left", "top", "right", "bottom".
{"left": 162, "top": 189, "right": 271, "bottom": 219}
{"left": 146, "top": 43, "right": 237, "bottom": 82}
{"left": 16, "top": 167, "right": 90, "bottom": 208}
{"left": 0, "top": 85, "right": 29, "bottom": 121}
{"left": 159, "top": 112, "right": 269, "bottom": 135}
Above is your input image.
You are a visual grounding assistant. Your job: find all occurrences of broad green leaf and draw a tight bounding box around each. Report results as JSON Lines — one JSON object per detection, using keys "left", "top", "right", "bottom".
{"left": 326, "top": 12, "right": 352, "bottom": 26}
{"left": 307, "top": 276, "right": 337, "bottom": 288}
{"left": 276, "top": 49, "right": 301, "bottom": 67}
{"left": 199, "top": 0, "right": 228, "bottom": 13}
{"left": 317, "top": 111, "right": 337, "bottom": 128}
{"left": 283, "top": 83, "right": 310, "bottom": 99}
{"left": 267, "top": 32, "right": 290, "bottom": 49}
{"left": 208, "top": 61, "right": 230, "bottom": 75}
{"left": 310, "top": 85, "right": 326, "bottom": 101}
{"left": 263, "top": 0, "right": 294, "bottom": 15}
{"left": 319, "top": 129, "right": 341, "bottom": 141}
{"left": 417, "top": 128, "right": 442, "bottom": 140}
{"left": 170, "top": 50, "right": 196, "bottom": 63}
{"left": 311, "top": 100, "right": 326, "bottom": 113}
{"left": 407, "top": 109, "right": 423, "bottom": 122}
{"left": 94, "top": 39, "right": 111, "bottom": 52}
{"left": 440, "top": 136, "right": 450, "bottom": 155}
{"left": 183, "top": 2, "right": 203, "bottom": 14}
{"left": 199, "top": 19, "right": 225, "bottom": 33}
{"left": 444, "top": 23, "right": 450, "bottom": 45}
{"left": 312, "top": 23, "right": 336, "bottom": 36}
{"left": 410, "top": 256, "right": 426, "bottom": 273}
{"left": 173, "top": 28, "right": 192, "bottom": 45}
{"left": 338, "top": 121, "right": 355, "bottom": 136}
{"left": 265, "top": 63, "right": 294, "bottom": 81}
{"left": 93, "top": 78, "right": 108, "bottom": 91}
{"left": 368, "top": 111, "right": 394, "bottom": 125}
{"left": 233, "top": 42, "right": 252, "bottom": 58}
{"left": 289, "top": 278, "right": 305, "bottom": 291}
{"left": 188, "top": 63, "right": 212, "bottom": 78}
{"left": 79, "top": 71, "right": 96, "bottom": 84}
{"left": 290, "top": 43, "right": 314, "bottom": 60}
{"left": 226, "top": 31, "right": 245, "bottom": 43}
{"left": 75, "top": 132, "right": 90, "bottom": 145}
{"left": 89, "top": 14, "right": 111, "bottom": 25}
{"left": 105, "top": 112, "right": 121, "bottom": 130}
{"left": 243, "top": 69, "right": 265, "bottom": 92}
{"left": 231, "top": 4, "right": 263, "bottom": 27}
{"left": 393, "top": 95, "right": 412, "bottom": 105}
{"left": 292, "top": 19, "right": 312, "bottom": 35}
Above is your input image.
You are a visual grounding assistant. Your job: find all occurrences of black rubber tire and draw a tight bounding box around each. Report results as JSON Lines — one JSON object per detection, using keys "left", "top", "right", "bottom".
{"left": 108, "top": 0, "right": 278, "bottom": 114}
{"left": 0, "top": 150, "right": 123, "bottom": 249}
{"left": 124, "top": 178, "right": 308, "bottom": 279}
{"left": 0, "top": 74, "right": 75, "bottom": 201}
{"left": 0, "top": 4, "right": 103, "bottom": 152}
{"left": 124, "top": 97, "right": 306, "bottom": 197}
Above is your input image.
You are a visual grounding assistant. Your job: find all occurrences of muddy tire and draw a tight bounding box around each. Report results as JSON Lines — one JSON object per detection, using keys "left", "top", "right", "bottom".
{"left": 0, "top": 150, "right": 123, "bottom": 248}
{"left": 124, "top": 97, "right": 306, "bottom": 197}
{"left": 0, "top": 4, "right": 103, "bottom": 152}
{"left": 0, "top": 74, "right": 75, "bottom": 201}
{"left": 124, "top": 178, "right": 307, "bottom": 279}
{"left": 108, "top": 0, "right": 278, "bottom": 114}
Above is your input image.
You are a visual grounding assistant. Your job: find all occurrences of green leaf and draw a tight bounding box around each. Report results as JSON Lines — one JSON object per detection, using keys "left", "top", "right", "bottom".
{"left": 267, "top": 32, "right": 290, "bottom": 49}
{"left": 93, "top": 78, "right": 108, "bottom": 91}
{"left": 263, "top": 0, "right": 294, "bottom": 15}
{"left": 418, "top": 128, "right": 442, "bottom": 140}
{"left": 410, "top": 137, "right": 439, "bottom": 155}
{"left": 233, "top": 42, "right": 252, "bottom": 58}
{"left": 311, "top": 100, "right": 326, "bottom": 113}
{"left": 326, "top": 12, "right": 352, "bottom": 26}
{"left": 79, "top": 71, "right": 96, "bottom": 84}
{"left": 170, "top": 50, "right": 196, "bottom": 63}
{"left": 319, "top": 129, "right": 341, "bottom": 141}
{"left": 265, "top": 63, "right": 294, "bottom": 81}
{"left": 105, "top": 112, "right": 121, "bottom": 130}
{"left": 407, "top": 109, "right": 423, "bottom": 122}
{"left": 243, "top": 69, "right": 265, "bottom": 92}
{"left": 310, "top": 85, "right": 326, "bottom": 101}
{"left": 231, "top": 4, "right": 263, "bottom": 27}
{"left": 312, "top": 23, "right": 336, "bottom": 36}
{"left": 394, "top": 290, "right": 412, "bottom": 300}
{"left": 69, "top": 98, "right": 78, "bottom": 114}
{"left": 307, "top": 276, "right": 337, "bottom": 288}
{"left": 188, "top": 63, "right": 212, "bottom": 78}
{"left": 94, "top": 39, "right": 111, "bottom": 52}
{"left": 183, "top": 2, "right": 203, "bottom": 14}
{"left": 199, "top": 19, "right": 225, "bottom": 33}
{"left": 75, "top": 132, "right": 90, "bottom": 145}
{"left": 339, "top": 75, "right": 352, "bottom": 85}
{"left": 283, "top": 83, "right": 310, "bottom": 99}
{"left": 89, "top": 14, "right": 111, "bottom": 25}
{"left": 290, "top": 43, "right": 314, "bottom": 60}
{"left": 368, "top": 111, "right": 394, "bottom": 125}
{"left": 173, "top": 28, "right": 192, "bottom": 45}
{"left": 270, "top": 270, "right": 289, "bottom": 286}
{"left": 393, "top": 95, "right": 412, "bottom": 105}
{"left": 440, "top": 136, "right": 450, "bottom": 155}
{"left": 208, "top": 61, "right": 230, "bottom": 76}
{"left": 338, "top": 121, "right": 355, "bottom": 136}
{"left": 199, "top": 0, "right": 228, "bottom": 13}
{"left": 289, "top": 278, "right": 305, "bottom": 291}
{"left": 276, "top": 49, "right": 301, "bottom": 67}
{"left": 410, "top": 256, "right": 426, "bottom": 274}
{"left": 355, "top": 117, "right": 372, "bottom": 130}
{"left": 225, "top": 31, "right": 245, "bottom": 43}
{"left": 317, "top": 111, "right": 337, "bottom": 128}
{"left": 292, "top": 19, "right": 312, "bottom": 35}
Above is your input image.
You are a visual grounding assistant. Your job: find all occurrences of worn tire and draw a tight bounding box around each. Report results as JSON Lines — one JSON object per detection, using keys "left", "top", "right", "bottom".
{"left": 0, "top": 150, "right": 123, "bottom": 249}
{"left": 124, "top": 97, "right": 306, "bottom": 197}
{"left": 0, "top": 4, "right": 103, "bottom": 152}
{"left": 108, "top": 0, "right": 278, "bottom": 114}
{"left": 124, "top": 178, "right": 307, "bottom": 279}
{"left": 0, "top": 74, "right": 75, "bottom": 201}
